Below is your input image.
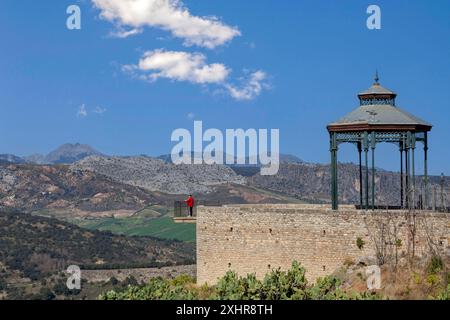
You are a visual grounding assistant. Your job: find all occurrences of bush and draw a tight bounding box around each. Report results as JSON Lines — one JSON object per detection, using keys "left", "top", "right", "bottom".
{"left": 356, "top": 237, "right": 365, "bottom": 250}
{"left": 99, "top": 277, "right": 198, "bottom": 300}
{"left": 426, "top": 274, "right": 440, "bottom": 286}
{"left": 100, "top": 261, "right": 381, "bottom": 300}
{"left": 436, "top": 284, "right": 450, "bottom": 300}
{"left": 427, "top": 256, "right": 443, "bottom": 275}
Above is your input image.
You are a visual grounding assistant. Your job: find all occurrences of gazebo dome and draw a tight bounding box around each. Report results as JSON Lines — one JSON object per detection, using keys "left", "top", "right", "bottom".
{"left": 328, "top": 74, "right": 432, "bottom": 133}
{"left": 358, "top": 72, "right": 397, "bottom": 101}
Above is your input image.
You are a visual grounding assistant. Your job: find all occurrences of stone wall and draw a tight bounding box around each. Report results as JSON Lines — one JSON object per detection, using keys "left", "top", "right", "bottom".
{"left": 82, "top": 265, "right": 196, "bottom": 283}
{"left": 196, "top": 204, "right": 450, "bottom": 285}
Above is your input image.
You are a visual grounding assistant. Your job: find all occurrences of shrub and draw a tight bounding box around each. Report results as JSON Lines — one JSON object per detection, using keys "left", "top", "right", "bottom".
{"left": 309, "top": 276, "right": 346, "bottom": 300}
{"left": 100, "top": 261, "right": 382, "bottom": 300}
{"left": 426, "top": 274, "right": 440, "bottom": 286}
{"left": 413, "top": 273, "right": 422, "bottom": 285}
{"left": 99, "top": 277, "right": 198, "bottom": 300}
{"left": 356, "top": 238, "right": 365, "bottom": 250}
{"left": 171, "top": 274, "right": 195, "bottom": 287}
{"left": 427, "top": 256, "right": 443, "bottom": 275}
{"left": 436, "top": 284, "right": 450, "bottom": 300}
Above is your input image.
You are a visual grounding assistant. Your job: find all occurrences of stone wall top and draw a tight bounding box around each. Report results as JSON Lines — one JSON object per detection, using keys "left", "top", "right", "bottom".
{"left": 197, "top": 203, "right": 448, "bottom": 218}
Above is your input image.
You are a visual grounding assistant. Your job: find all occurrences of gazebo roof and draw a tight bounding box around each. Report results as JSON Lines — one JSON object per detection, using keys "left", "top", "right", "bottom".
{"left": 358, "top": 83, "right": 396, "bottom": 97}
{"left": 328, "top": 75, "right": 432, "bottom": 133}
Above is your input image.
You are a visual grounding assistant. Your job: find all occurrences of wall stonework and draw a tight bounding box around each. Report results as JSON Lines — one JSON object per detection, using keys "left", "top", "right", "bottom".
{"left": 196, "top": 204, "right": 450, "bottom": 285}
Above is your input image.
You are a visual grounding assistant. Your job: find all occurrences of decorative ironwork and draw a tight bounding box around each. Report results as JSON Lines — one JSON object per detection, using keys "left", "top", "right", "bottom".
{"left": 360, "top": 98, "right": 395, "bottom": 106}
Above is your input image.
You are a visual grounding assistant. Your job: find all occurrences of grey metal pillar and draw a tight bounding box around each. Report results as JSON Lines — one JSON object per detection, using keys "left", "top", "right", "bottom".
{"left": 371, "top": 132, "right": 376, "bottom": 210}
{"left": 330, "top": 132, "right": 338, "bottom": 210}
{"left": 364, "top": 132, "right": 369, "bottom": 210}
{"left": 424, "top": 132, "right": 428, "bottom": 209}
{"left": 406, "top": 132, "right": 411, "bottom": 209}
{"left": 412, "top": 134, "right": 416, "bottom": 209}
{"left": 358, "top": 141, "right": 363, "bottom": 208}
{"left": 400, "top": 142, "right": 404, "bottom": 208}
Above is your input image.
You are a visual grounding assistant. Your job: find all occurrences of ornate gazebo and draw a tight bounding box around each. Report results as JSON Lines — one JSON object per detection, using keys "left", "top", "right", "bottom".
{"left": 327, "top": 73, "right": 432, "bottom": 210}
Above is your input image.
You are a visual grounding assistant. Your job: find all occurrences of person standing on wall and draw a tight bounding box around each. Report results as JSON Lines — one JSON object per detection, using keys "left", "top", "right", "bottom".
{"left": 185, "top": 194, "right": 195, "bottom": 217}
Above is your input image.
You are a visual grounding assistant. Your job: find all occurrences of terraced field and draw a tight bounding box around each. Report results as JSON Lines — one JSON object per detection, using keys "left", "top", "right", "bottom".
{"left": 75, "top": 209, "right": 196, "bottom": 242}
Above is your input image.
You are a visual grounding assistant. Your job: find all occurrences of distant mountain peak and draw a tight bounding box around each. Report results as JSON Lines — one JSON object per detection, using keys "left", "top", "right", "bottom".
{"left": 0, "top": 154, "right": 26, "bottom": 164}
{"left": 21, "top": 143, "right": 105, "bottom": 165}
{"left": 45, "top": 143, "right": 104, "bottom": 164}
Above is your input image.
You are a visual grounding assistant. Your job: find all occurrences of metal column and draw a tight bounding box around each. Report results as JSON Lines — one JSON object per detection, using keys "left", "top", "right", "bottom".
{"left": 406, "top": 132, "right": 411, "bottom": 209}
{"left": 330, "top": 132, "right": 338, "bottom": 210}
{"left": 371, "top": 132, "right": 376, "bottom": 210}
{"left": 400, "top": 142, "right": 404, "bottom": 208}
{"left": 358, "top": 141, "right": 363, "bottom": 208}
{"left": 424, "top": 132, "right": 428, "bottom": 209}
{"left": 411, "top": 134, "right": 416, "bottom": 209}
{"left": 364, "top": 132, "right": 369, "bottom": 210}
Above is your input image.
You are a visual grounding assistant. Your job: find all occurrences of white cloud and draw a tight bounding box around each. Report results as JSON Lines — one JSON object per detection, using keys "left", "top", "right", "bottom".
{"left": 187, "top": 112, "right": 195, "bottom": 119}
{"left": 92, "top": 0, "right": 241, "bottom": 48}
{"left": 225, "top": 71, "right": 269, "bottom": 101}
{"left": 77, "top": 104, "right": 88, "bottom": 117}
{"left": 110, "top": 27, "right": 143, "bottom": 38}
{"left": 124, "top": 50, "right": 268, "bottom": 100}
{"left": 76, "top": 104, "right": 108, "bottom": 117}
{"left": 93, "top": 106, "right": 107, "bottom": 114}
{"left": 132, "top": 49, "right": 230, "bottom": 84}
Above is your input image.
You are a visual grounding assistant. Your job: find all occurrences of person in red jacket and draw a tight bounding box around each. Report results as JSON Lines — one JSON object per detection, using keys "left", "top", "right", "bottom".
{"left": 185, "top": 194, "right": 195, "bottom": 217}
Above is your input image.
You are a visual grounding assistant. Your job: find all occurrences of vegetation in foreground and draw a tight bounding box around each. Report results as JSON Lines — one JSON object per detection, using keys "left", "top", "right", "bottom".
{"left": 100, "top": 262, "right": 382, "bottom": 300}
{"left": 100, "top": 258, "right": 450, "bottom": 301}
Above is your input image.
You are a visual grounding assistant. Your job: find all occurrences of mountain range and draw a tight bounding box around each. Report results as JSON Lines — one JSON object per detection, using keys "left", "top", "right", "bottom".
{"left": 1, "top": 143, "right": 448, "bottom": 211}
{"left": 1, "top": 143, "right": 104, "bottom": 165}
{"left": 1, "top": 143, "right": 303, "bottom": 166}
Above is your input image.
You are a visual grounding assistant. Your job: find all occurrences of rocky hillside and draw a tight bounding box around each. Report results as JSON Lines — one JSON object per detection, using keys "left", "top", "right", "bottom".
{"left": 72, "top": 156, "right": 246, "bottom": 194}
{"left": 158, "top": 152, "right": 304, "bottom": 165}
{"left": 1, "top": 152, "right": 447, "bottom": 210}
{"left": 0, "top": 210, "right": 195, "bottom": 299}
{"left": 0, "top": 164, "right": 159, "bottom": 213}
{"left": 247, "top": 163, "right": 450, "bottom": 206}
{"left": 0, "top": 210, "right": 194, "bottom": 272}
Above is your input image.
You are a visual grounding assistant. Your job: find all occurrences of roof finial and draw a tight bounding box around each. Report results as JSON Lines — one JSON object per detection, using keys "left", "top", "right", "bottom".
{"left": 374, "top": 70, "right": 380, "bottom": 85}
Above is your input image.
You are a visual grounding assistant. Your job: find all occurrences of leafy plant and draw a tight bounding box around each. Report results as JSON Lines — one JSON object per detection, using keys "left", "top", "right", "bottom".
{"left": 436, "top": 284, "right": 450, "bottom": 300}
{"left": 99, "top": 261, "right": 382, "bottom": 301}
{"left": 427, "top": 256, "right": 443, "bottom": 275}
{"left": 356, "top": 237, "right": 365, "bottom": 250}
{"left": 426, "top": 274, "right": 440, "bottom": 286}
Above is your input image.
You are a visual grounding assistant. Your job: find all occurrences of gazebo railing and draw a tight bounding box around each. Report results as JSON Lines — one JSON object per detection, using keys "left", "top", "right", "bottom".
{"left": 357, "top": 182, "right": 449, "bottom": 212}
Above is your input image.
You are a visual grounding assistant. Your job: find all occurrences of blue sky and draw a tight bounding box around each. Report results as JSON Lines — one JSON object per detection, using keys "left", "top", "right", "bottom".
{"left": 0, "top": 0, "right": 449, "bottom": 175}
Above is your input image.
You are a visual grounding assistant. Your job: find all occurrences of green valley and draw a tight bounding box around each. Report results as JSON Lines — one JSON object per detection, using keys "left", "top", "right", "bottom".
{"left": 74, "top": 210, "right": 196, "bottom": 243}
